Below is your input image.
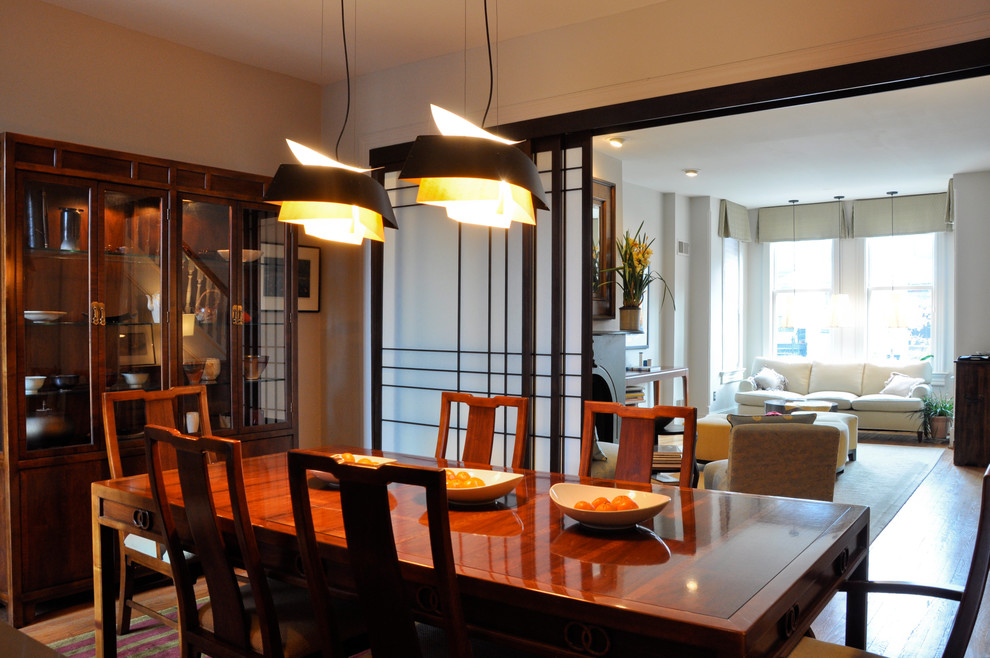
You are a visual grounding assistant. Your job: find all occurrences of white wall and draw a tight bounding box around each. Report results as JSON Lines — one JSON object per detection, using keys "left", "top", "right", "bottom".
{"left": 0, "top": 0, "right": 321, "bottom": 174}
{"left": 620, "top": 182, "right": 664, "bottom": 369}
{"left": 953, "top": 171, "right": 990, "bottom": 359}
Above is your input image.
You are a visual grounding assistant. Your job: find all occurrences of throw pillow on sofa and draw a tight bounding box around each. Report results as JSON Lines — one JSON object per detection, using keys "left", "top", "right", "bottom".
{"left": 880, "top": 372, "right": 925, "bottom": 397}
{"left": 727, "top": 413, "right": 817, "bottom": 426}
{"left": 749, "top": 367, "right": 789, "bottom": 391}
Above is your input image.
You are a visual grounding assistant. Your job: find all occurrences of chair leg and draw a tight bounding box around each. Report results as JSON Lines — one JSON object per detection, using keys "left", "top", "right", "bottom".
{"left": 117, "top": 556, "right": 135, "bottom": 634}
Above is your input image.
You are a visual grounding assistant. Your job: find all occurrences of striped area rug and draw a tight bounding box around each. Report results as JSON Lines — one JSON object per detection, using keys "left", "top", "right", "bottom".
{"left": 49, "top": 608, "right": 180, "bottom": 658}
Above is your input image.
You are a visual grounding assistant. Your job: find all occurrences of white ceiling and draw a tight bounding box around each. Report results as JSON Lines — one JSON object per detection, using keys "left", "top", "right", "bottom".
{"left": 593, "top": 75, "right": 990, "bottom": 208}
{"left": 40, "top": 0, "right": 990, "bottom": 208}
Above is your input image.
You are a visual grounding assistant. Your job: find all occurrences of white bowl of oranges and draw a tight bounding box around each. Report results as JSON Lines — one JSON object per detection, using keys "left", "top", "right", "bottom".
{"left": 444, "top": 468, "right": 524, "bottom": 505}
{"left": 549, "top": 482, "right": 670, "bottom": 530}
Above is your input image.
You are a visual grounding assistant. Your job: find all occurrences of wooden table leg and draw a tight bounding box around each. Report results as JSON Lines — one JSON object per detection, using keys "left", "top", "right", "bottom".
{"left": 92, "top": 489, "right": 117, "bottom": 658}
{"left": 845, "top": 552, "right": 869, "bottom": 649}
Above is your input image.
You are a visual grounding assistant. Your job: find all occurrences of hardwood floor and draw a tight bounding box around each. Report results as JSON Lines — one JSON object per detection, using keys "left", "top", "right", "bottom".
{"left": 811, "top": 443, "right": 990, "bottom": 657}
{"left": 11, "top": 443, "right": 990, "bottom": 657}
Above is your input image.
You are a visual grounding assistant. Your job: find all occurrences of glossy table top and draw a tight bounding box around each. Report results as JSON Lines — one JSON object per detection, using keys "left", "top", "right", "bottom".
{"left": 94, "top": 446, "right": 869, "bottom": 656}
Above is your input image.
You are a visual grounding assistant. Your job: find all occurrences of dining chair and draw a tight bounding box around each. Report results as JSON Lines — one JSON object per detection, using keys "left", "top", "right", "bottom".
{"left": 145, "top": 425, "right": 332, "bottom": 658}
{"left": 436, "top": 392, "right": 529, "bottom": 469}
{"left": 579, "top": 401, "right": 698, "bottom": 487}
{"left": 101, "top": 385, "right": 213, "bottom": 634}
{"left": 703, "top": 424, "right": 840, "bottom": 501}
{"left": 791, "top": 463, "right": 990, "bottom": 657}
{"left": 288, "top": 450, "right": 473, "bottom": 658}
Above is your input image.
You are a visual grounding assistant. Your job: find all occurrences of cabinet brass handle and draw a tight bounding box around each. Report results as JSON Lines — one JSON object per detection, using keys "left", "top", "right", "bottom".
{"left": 91, "top": 302, "right": 101, "bottom": 325}
{"left": 99, "top": 303, "right": 107, "bottom": 326}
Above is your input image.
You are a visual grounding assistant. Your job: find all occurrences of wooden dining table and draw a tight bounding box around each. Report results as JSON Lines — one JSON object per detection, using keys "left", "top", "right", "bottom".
{"left": 92, "top": 446, "right": 869, "bottom": 657}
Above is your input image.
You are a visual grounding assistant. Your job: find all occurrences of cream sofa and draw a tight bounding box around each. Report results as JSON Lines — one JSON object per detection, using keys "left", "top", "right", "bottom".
{"left": 734, "top": 357, "right": 933, "bottom": 434}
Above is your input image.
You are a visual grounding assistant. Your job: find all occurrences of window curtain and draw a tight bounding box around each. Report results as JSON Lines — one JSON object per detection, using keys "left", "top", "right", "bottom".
{"left": 756, "top": 201, "right": 847, "bottom": 243}
{"left": 718, "top": 199, "right": 752, "bottom": 242}
{"left": 851, "top": 191, "right": 951, "bottom": 237}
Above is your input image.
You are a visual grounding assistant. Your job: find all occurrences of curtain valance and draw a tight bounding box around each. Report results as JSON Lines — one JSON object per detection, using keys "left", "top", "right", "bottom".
{"left": 757, "top": 201, "right": 846, "bottom": 243}
{"left": 718, "top": 200, "right": 752, "bottom": 242}
{"left": 851, "top": 191, "right": 951, "bottom": 238}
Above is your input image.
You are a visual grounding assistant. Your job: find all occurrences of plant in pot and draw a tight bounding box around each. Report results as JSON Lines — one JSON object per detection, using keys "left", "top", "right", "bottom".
{"left": 914, "top": 393, "right": 954, "bottom": 442}
{"left": 603, "top": 222, "right": 674, "bottom": 332}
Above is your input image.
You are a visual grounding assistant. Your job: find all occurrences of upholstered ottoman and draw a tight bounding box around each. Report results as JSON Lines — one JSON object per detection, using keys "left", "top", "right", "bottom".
{"left": 695, "top": 412, "right": 857, "bottom": 472}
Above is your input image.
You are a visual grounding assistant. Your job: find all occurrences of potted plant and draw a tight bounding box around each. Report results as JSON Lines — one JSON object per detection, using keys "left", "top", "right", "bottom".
{"left": 604, "top": 222, "right": 674, "bottom": 331}
{"left": 915, "top": 393, "right": 954, "bottom": 441}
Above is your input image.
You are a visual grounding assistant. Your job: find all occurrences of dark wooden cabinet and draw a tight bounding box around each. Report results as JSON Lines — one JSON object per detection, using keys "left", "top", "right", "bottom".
{"left": 1, "top": 133, "right": 299, "bottom": 625}
{"left": 953, "top": 358, "right": 990, "bottom": 467}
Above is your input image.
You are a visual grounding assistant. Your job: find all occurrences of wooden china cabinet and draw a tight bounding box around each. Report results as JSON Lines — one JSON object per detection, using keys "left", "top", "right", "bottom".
{"left": 0, "top": 133, "right": 299, "bottom": 625}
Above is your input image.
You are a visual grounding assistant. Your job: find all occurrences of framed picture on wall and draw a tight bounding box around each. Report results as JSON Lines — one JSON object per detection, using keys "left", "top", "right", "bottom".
{"left": 297, "top": 246, "right": 321, "bottom": 312}
{"left": 119, "top": 324, "right": 156, "bottom": 366}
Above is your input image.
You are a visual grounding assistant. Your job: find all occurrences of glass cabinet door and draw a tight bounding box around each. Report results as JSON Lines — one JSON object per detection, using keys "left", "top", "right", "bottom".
{"left": 239, "top": 206, "right": 290, "bottom": 430}
{"left": 21, "top": 176, "right": 94, "bottom": 451}
{"left": 179, "top": 197, "right": 233, "bottom": 432}
{"left": 99, "top": 187, "right": 167, "bottom": 440}
{"left": 103, "top": 188, "right": 166, "bottom": 392}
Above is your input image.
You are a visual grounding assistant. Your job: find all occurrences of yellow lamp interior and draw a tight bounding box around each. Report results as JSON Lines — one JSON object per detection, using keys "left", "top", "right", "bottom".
{"left": 277, "top": 201, "right": 385, "bottom": 244}
{"left": 416, "top": 177, "right": 536, "bottom": 227}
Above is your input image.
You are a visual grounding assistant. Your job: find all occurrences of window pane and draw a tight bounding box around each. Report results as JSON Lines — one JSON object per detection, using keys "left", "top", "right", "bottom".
{"left": 867, "top": 234, "right": 934, "bottom": 286}
{"left": 773, "top": 291, "right": 833, "bottom": 358}
{"left": 723, "top": 239, "right": 741, "bottom": 369}
{"left": 867, "top": 289, "right": 933, "bottom": 361}
{"left": 771, "top": 240, "right": 834, "bottom": 359}
{"left": 772, "top": 240, "right": 832, "bottom": 289}
{"left": 866, "top": 234, "right": 934, "bottom": 361}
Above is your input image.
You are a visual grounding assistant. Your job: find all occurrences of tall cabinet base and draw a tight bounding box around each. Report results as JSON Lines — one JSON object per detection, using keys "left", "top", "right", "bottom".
{"left": 953, "top": 357, "right": 990, "bottom": 467}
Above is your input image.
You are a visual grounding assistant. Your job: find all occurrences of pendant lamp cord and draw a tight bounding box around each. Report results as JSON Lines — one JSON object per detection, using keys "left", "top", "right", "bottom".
{"left": 481, "top": 0, "right": 494, "bottom": 129}
{"left": 334, "top": 0, "right": 351, "bottom": 161}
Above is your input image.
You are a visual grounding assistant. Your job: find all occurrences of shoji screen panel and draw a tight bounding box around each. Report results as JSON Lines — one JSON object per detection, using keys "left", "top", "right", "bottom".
{"left": 376, "top": 138, "right": 588, "bottom": 474}
{"left": 380, "top": 170, "right": 531, "bottom": 465}
{"left": 528, "top": 141, "right": 587, "bottom": 474}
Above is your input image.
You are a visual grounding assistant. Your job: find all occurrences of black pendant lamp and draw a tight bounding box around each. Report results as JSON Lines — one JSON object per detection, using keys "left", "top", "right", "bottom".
{"left": 264, "top": 0, "right": 395, "bottom": 244}
{"left": 398, "top": 0, "right": 547, "bottom": 228}
{"left": 266, "top": 142, "right": 396, "bottom": 244}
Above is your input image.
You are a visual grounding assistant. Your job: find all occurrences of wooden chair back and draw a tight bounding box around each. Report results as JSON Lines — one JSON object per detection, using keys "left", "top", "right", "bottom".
{"left": 103, "top": 385, "right": 213, "bottom": 478}
{"left": 288, "top": 450, "right": 471, "bottom": 658}
{"left": 801, "top": 465, "right": 990, "bottom": 656}
{"left": 436, "top": 392, "right": 529, "bottom": 469}
{"left": 726, "top": 424, "right": 839, "bottom": 501}
{"left": 144, "top": 425, "right": 282, "bottom": 658}
{"left": 579, "top": 401, "right": 698, "bottom": 487}
{"left": 944, "top": 463, "right": 990, "bottom": 655}
{"left": 101, "top": 385, "right": 213, "bottom": 633}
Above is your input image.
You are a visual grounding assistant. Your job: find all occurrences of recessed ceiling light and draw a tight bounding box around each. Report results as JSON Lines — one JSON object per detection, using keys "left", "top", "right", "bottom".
{"left": 683, "top": 169, "right": 699, "bottom": 177}
{"left": 608, "top": 137, "right": 625, "bottom": 148}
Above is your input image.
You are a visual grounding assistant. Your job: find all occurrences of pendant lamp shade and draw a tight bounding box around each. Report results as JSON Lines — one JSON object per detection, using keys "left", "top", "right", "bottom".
{"left": 398, "top": 107, "right": 548, "bottom": 228}
{"left": 264, "top": 160, "right": 396, "bottom": 245}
